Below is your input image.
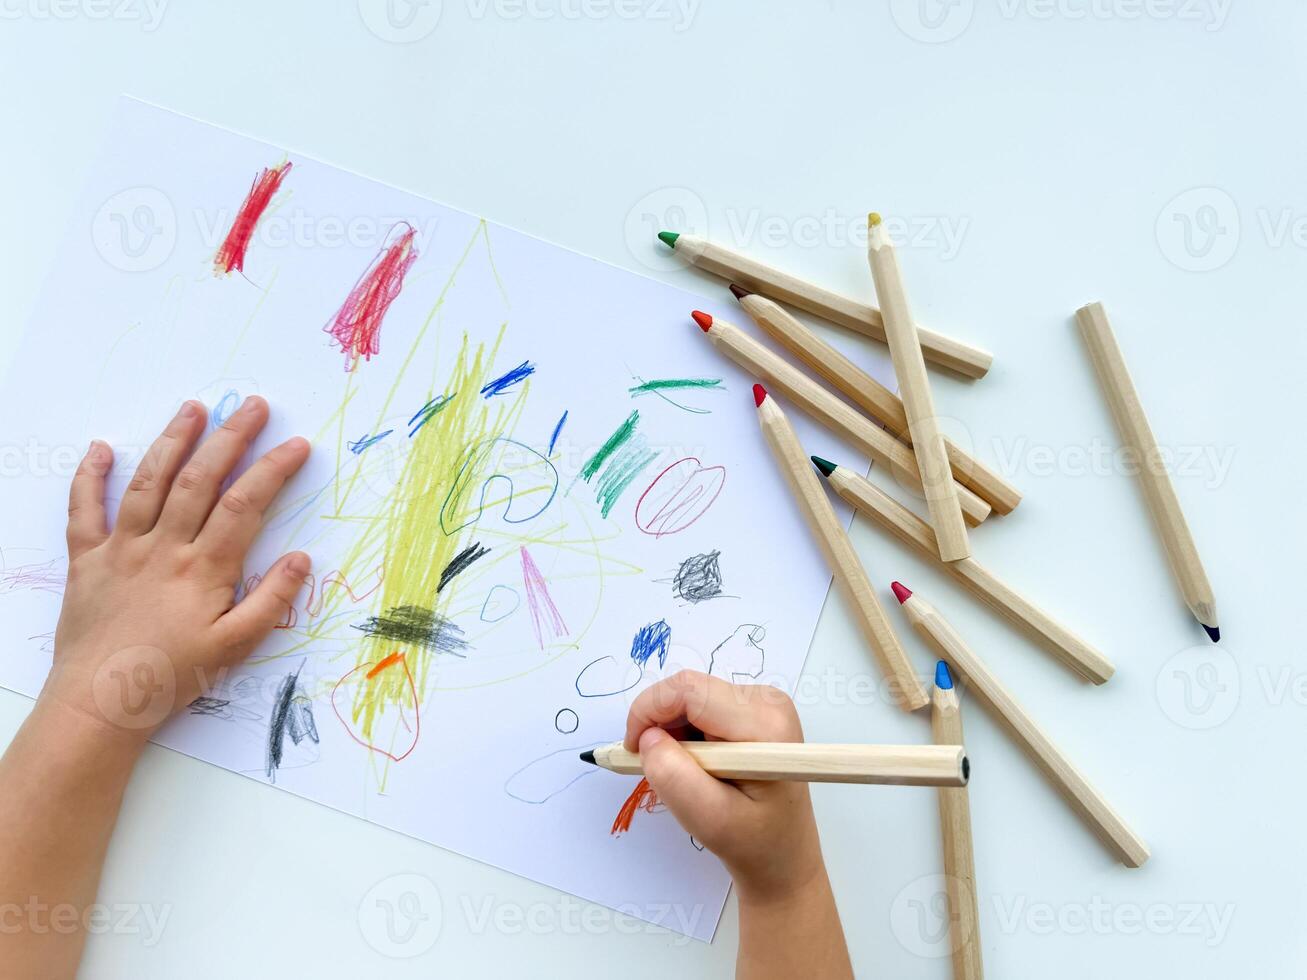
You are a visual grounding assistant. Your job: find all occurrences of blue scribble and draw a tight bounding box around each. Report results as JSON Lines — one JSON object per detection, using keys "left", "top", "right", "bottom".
{"left": 480, "top": 361, "right": 535, "bottom": 398}
{"left": 480, "top": 584, "right": 521, "bottom": 623}
{"left": 212, "top": 389, "right": 240, "bottom": 427}
{"left": 348, "top": 430, "right": 394, "bottom": 455}
{"left": 440, "top": 437, "right": 560, "bottom": 535}
{"left": 409, "top": 393, "right": 455, "bottom": 437}
{"left": 548, "top": 410, "right": 568, "bottom": 455}
{"left": 629, "top": 620, "right": 671, "bottom": 669}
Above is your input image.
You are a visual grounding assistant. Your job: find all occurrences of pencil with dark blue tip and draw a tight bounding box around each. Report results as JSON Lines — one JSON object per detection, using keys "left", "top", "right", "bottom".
{"left": 931, "top": 661, "right": 984, "bottom": 980}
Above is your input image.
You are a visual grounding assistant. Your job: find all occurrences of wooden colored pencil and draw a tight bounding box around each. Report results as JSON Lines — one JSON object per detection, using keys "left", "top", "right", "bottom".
{"left": 732, "top": 286, "right": 1020, "bottom": 514}
{"left": 1075, "top": 302, "right": 1220, "bottom": 642}
{"left": 931, "top": 662, "right": 984, "bottom": 980}
{"left": 582, "top": 741, "right": 968, "bottom": 787}
{"left": 694, "top": 311, "right": 992, "bottom": 526}
{"left": 658, "top": 230, "right": 993, "bottom": 378}
{"left": 814, "top": 458, "right": 1114, "bottom": 684}
{"left": 754, "top": 384, "right": 929, "bottom": 711}
{"left": 894, "top": 583, "right": 1150, "bottom": 868}
{"left": 866, "top": 213, "right": 969, "bottom": 561}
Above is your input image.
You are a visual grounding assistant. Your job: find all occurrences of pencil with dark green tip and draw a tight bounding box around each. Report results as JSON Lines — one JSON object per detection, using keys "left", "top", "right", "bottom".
{"left": 656, "top": 230, "right": 993, "bottom": 378}
{"left": 811, "top": 455, "right": 1114, "bottom": 684}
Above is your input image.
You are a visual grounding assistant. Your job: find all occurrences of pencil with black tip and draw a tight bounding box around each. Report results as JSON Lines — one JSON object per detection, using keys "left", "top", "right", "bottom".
{"left": 754, "top": 383, "right": 929, "bottom": 711}
{"left": 657, "top": 230, "right": 994, "bottom": 379}
{"left": 1075, "top": 302, "right": 1220, "bottom": 642}
{"left": 581, "top": 741, "right": 968, "bottom": 787}
{"left": 894, "top": 582, "right": 1150, "bottom": 867}
{"left": 867, "top": 212, "right": 969, "bottom": 562}
{"left": 731, "top": 285, "right": 1021, "bottom": 515}
{"left": 693, "top": 311, "right": 992, "bottom": 526}
{"left": 931, "top": 661, "right": 984, "bottom": 980}
{"left": 812, "top": 456, "right": 1114, "bottom": 684}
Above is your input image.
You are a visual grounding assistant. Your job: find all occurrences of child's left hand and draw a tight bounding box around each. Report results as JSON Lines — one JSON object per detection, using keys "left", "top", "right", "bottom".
{"left": 43, "top": 395, "right": 312, "bottom": 742}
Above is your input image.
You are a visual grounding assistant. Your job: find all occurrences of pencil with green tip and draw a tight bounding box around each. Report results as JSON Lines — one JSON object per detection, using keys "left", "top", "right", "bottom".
{"left": 894, "top": 581, "right": 1149, "bottom": 868}
{"left": 811, "top": 455, "right": 1114, "bottom": 684}
{"left": 656, "top": 230, "right": 993, "bottom": 378}
{"left": 932, "top": 661, "right": 984, "bottom": 980}
{"left": 867, "top": 212, "right": 969, "bottom": 562}
{"left": 753, "top": 383, "right": 928, "bottom": 711}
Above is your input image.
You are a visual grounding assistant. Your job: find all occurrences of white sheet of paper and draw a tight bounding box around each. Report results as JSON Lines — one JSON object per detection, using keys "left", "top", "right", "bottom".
{"left": 0, "top": 98, "right": 889, "bottom": 941}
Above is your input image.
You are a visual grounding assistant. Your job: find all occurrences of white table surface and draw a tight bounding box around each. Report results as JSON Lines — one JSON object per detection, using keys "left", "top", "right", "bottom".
{"left": 1, "top": 2, "right": 1304, "bottom": 976}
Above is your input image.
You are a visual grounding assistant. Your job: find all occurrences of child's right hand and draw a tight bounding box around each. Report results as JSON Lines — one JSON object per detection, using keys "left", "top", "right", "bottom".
{"left": 623, "top": 670, "right": 826, "bottom": 903}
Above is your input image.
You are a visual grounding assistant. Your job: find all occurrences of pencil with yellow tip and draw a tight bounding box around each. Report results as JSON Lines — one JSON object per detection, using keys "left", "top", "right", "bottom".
{"left": 894, "top": 581, "right": 1150, "bottom": 868}
{"left": 931, "top": 661, "right": 984, "bottom": 980}
{"left": 753, "top": 383, "right": 929, "bottom": 711}
{"left": 867, "top": 212, "right": 970, "bottom": 562}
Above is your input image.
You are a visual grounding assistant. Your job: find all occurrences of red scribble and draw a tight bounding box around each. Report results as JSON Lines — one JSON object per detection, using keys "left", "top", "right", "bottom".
{"left": 239, "top": 572, "right": 297, "bottom": 629}
{"left": 611, "top": 777, "right": 660, "bottom": 835}
{"left": 331, "top": 653, "right": 421, "bottom": 763}
{"left": 520, "top": 546, "right": 568, "bottom": 649}
{"left": 213, "top": 160, "right": 293, "bottom": 277}
{"left": 325, "top": 223, "right": 420, "bottom": 371}
{"left": 635, "top": 457, "right": 726, "bottom": 538}
{"left": 303, "top": 566, "right": 385, "bottom": 617}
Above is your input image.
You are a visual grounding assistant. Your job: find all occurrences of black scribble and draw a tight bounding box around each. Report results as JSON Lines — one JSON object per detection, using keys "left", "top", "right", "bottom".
{"left": 266, "top": 661, "right": 318, "bottom": 782}
{"left": 437, "top": 541, "right": 489, "bottom": 594}
{"left": 690, "top": 836, "right": 706, "bottom": 852}
{"left": 554, "top": 708, "right": 579, "bottom": 734}
{"left": 189, "top": 696, "right": 232, "bottom": 718}
{"left": 671, "top": 550, "right": 724, "bottom": 603}
{"left": 708, "top": 624, "right": 767, "bottom": 684}
{"left": 352, "top": 604, "right": 469, "bottom": 657}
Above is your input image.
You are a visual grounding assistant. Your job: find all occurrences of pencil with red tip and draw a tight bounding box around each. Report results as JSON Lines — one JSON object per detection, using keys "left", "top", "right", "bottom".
{"left": 893, "top": 582, "right": 1150, "bottom": 867}
{"left": 931, "top": 660, "right": 984, "bottom": 980}
{"left": 752, "top": 384, "right": 928, "bottom": 711}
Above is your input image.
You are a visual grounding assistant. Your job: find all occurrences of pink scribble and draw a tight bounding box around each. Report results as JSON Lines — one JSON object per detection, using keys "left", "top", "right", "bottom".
{"left": 324, "top": 223, "right": 420, "bottom": 371}
{"left": 213, "top": 160, "right": 293, "bottom": 277}
{"left": 0, "top": 557, "right": 66, "bottom": 596}
{"left": 520, "top": 546, "right": 567, "bottom": 649}
{"left": 635, "top": 457, "right": 726, "bottom": 537}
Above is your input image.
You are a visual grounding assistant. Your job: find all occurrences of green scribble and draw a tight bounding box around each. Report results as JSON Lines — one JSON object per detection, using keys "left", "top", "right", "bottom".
{"left": 628, "top": 377, "right": 723, "bottom": 395}
{"left": 594, "top": 440, "right": 659, "bottom": 518}
{"left": 581, "top": 410, "right": 639, "bottom": 481}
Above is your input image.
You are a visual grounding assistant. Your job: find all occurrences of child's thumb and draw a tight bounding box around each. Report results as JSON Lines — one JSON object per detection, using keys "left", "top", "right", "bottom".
{"left": 637, "top": 727, "right": 737, "bottom": 843}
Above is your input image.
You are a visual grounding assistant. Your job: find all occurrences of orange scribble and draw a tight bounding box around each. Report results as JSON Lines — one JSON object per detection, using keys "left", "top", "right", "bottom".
{"left": 366, "top": 651, "right": 405, "bottom": 680}
{"left": 610, "top": 777, "right": 660, "bottom": 835}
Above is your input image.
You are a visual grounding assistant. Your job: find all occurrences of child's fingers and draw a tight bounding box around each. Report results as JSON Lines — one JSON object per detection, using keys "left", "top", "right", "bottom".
{"left": 66, "top": 441, "right": 113, "bottom": 558}
{"left": 636, "top": 727, "right": 739, "bottom": 844}
{"left": 195, "top": 437, "right": 310, "bottom": 568}
{"left": 624, "top": 670, "right": 796, "bottom": 751}
{"left": 212, "top": 551, "right": 310, "bottom": 654}
{"left": 115, "top": 401, "right": 206, "bottom": 536}
{"left": 156, "top": 396, "right": 269, "bottom": 541}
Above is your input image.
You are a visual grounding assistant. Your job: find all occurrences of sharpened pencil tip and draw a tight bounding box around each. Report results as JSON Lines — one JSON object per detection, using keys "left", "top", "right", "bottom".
{"left": 1203, "top": 623, "right": 1221, "bottom": 643}
{"left": 691, "top": 310, "right": 713, "bottom": 332}
{"left": 728, "top": 283, "right": 751, "bottom": 301}
{"left": 867, "top": 212, "right": 883, "bottom": 229}
{"left": 891, "top": 581, "right": 912, "bottom": 604}
{"left": 935, "top": 660, "right": 953, "bottom": 690}
{"left": 752, "top": 383, "right": 767, "bottom": 407}
{"left": 579, "top": 749, "right": 596, "bottom": 765}
{"left": 810, "top": 455, "right": 837, "bottom": 478}
{"left": 657, "top": 231, "right": 679, "bottom": 249}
